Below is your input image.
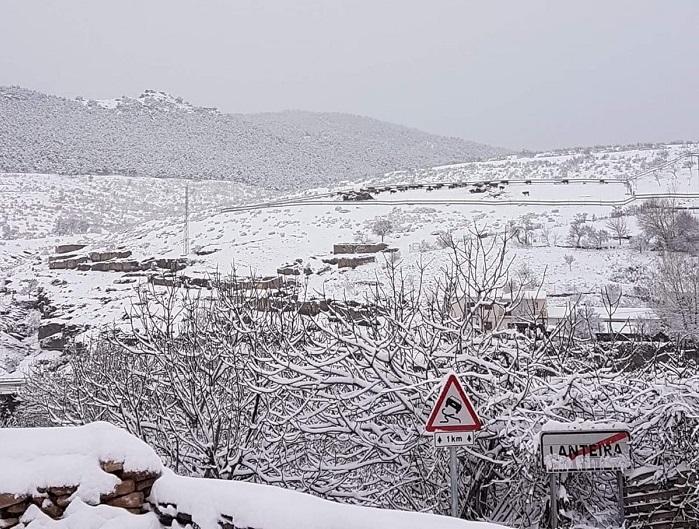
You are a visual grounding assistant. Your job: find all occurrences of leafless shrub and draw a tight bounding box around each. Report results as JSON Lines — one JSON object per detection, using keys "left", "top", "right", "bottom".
{"left": 606, "top": 216, "right": 629, "bottom": 246}
{"left": 567, "top": 213, "right": 588, "bottom": 247}
{"left": 564, "top": 254, "right": 575, "bottom": 271}
{"left": 371, "top": 217, "right": 393, "bottom": 242}
{"left": 637, "top": 199, "right": 699, "bottom": 251}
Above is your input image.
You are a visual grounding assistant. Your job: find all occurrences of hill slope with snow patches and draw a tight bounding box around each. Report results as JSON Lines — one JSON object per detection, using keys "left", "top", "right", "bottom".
{"left": 0, "top": 86, "right": 504, "bottom": 189}
{"left": 1, "top": 141, "right": 698, "bottom": 378}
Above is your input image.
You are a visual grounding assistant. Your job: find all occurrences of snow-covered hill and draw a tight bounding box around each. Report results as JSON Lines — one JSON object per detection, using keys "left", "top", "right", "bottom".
{"left": 0, "top": 86, "right": 504, "bottom": 189}
{"left": 1, "top": 141, "right": 698, "bottom": 378}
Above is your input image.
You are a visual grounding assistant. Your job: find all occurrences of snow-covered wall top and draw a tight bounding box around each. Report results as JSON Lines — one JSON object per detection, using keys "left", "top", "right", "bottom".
{"left": 150, "top": 471, "right": 504, "bottom": 529}
{"left": 0, "top": 86, "right": 505, "bottom": 190}
{"left": 0, "top": 422, "right": 507, "bottom": 529}
{"left": 0, "top": 422, "right": 162, "bottom": 500}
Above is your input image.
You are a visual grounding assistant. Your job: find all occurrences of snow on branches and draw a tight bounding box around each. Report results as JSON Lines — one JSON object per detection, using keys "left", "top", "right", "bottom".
{"left": 20, "top": 231, "right": 699, "bottom": 525}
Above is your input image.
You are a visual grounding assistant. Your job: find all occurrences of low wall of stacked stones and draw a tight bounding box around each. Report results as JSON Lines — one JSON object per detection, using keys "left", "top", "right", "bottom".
{"left": 0, "top": 461, "right": 159, "bottom": 528}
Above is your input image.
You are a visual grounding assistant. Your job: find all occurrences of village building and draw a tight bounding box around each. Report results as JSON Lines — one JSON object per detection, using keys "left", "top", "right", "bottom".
{"left": 452, "top": 290, "right": 662, "bottom": 338}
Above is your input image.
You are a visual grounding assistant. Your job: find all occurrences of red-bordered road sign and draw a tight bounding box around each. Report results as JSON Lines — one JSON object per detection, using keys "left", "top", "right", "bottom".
{"left": 426, "top": 373, "right": 482, "bottom": 432}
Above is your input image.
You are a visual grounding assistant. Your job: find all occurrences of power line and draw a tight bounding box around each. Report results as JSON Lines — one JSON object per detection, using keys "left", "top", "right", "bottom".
{"left": 626, "top": 151, "right": 693, "bottom": 182}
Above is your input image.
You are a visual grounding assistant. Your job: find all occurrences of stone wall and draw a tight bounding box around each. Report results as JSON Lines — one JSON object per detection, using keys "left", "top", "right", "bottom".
{"left": 337, "top": 256, "right": 376, "bottom": 269}
{"left": 151, "top": 500, "right": 236, "bottom": 529}
{"left": 333, "top": 242, "right": 388, "bottom": 254}
{"left": 78, "top": 260, "right": 142, "bottom": 273}
{"left": 54, "top": 244, "right": 86, "bottom": 255}
{"left": 88, "top": 250, "right": 132, "bottom": 262}
{"left": 0, "top": 461, "right": 159, "bottom": 528}
{"left": 48, "top": 256, "right": 88, "bottom": 270}
{"left": 0, "top": 422, "right": 465, "bottom": 529}
{"left": 47, "top": 249, "right": 189, "bottom": 273}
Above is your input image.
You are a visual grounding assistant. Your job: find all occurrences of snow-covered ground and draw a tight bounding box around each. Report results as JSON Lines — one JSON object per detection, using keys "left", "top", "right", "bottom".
{"left": 0, "top": 173, "right": 270, "bottom": 245}
{"left": 1, "top": 142, "right": 698, "bottom": 378}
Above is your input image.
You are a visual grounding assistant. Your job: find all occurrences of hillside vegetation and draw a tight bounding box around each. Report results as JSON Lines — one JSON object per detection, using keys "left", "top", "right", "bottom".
{"left": 0, "top": 87, "right": 504, "bottom": 189}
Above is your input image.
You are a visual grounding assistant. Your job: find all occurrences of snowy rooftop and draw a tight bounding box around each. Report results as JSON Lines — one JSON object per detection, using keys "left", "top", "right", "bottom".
{"left": 547, "top": 305, "right": 658, "bottom": 321}
{"left": 502, "top": 290, "right": 547, "bottom": 301}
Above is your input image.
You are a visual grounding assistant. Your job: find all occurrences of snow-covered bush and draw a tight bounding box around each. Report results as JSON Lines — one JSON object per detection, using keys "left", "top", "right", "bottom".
{"left": 20, "top": 232, "right": 699, "bottom": 526}
{"left": 53, "top": 215, "right": 90, "bottom": 236}
{"left": 648, "top": 253, "right": 699, "bottom": 338}
{"left": 636, "top": 199, "right": 699, "bottom": 252}
{"left": 567, "top": 214, "right": 588, "bottom": 248}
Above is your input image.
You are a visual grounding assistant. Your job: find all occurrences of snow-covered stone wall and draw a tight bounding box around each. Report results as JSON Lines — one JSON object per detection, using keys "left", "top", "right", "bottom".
{"left": 0, "top": 422, "right": 505, "bottom": 529}
{"left": 0, "top": 423, "right": 162, "bottom": 528}
{"left": 147, "top": 472, "right": 498, "bottom": 529}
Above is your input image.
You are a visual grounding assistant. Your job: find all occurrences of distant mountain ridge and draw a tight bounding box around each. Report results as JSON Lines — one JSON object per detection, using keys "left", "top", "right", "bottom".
{"left": 0, "top": 86, "right": 506, "bottom": 189}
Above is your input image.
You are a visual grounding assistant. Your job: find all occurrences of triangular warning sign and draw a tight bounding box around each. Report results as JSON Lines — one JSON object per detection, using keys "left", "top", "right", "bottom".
{"left": 426, "top": 373, "right": 482, "bottom": 432}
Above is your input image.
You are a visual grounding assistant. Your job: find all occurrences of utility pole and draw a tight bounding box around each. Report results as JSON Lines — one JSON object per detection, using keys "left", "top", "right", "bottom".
{"left": 183, "top": 184, "right": 189, "bottom": 255}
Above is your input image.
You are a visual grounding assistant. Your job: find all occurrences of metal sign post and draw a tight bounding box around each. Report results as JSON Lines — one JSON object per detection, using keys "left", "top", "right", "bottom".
{"left": 426, "top": 373, "right": 482, "bottom": 518}
{"left": 549, "top": 473, "right": 558, "bottom": 529}
{"left": 450, "top": 446, "right": 458, "bottom": 517}
{"left": 616, "top": 470, "right": 625, "bottom": 522}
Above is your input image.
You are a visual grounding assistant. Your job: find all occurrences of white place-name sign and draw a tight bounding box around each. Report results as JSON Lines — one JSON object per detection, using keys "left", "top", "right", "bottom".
{"left": 540, "top": 429, "right": 631, "bottom": 473}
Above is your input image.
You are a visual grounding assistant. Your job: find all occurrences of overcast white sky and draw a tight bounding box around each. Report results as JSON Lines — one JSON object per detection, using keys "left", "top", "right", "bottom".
{"left": 1, "top": 0, "right": 697, "bottom": 150}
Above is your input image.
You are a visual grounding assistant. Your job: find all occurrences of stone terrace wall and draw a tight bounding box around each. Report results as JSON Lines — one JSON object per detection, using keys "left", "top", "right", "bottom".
{"left": 0, "top": 461, "right": 159, "bottom": 528}
{"left": 333, "top": 243, "right": 388, "bottom": 254}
